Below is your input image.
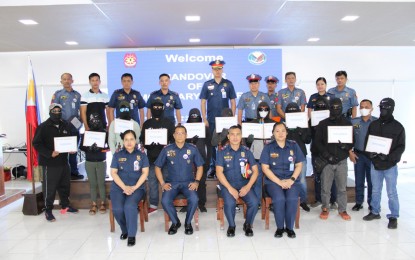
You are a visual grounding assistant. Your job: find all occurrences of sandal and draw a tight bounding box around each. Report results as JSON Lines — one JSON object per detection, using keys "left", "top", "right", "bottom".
{"left": 99, "top": 202, "right": 106, "bottom": 214}
{"left": 89, "top": 203, "right": 97, "bottom": 215}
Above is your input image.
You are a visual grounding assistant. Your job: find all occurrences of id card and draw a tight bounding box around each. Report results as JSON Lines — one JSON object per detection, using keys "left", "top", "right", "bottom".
{"left": 222, "top": 90, "right": 226, "bottom": 98}
{"left": 134, "top": 160, "right": 139, "bottom": 171}
{"left": 289, "top": 163, "right": 294, "bottom": 171}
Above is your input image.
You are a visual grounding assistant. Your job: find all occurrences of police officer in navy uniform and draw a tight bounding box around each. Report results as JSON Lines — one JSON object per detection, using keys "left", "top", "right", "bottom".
{"left": 237, "top": 74, "right": 271, "bottom": 125}
{"left": 155, "top": 125, "right": 204, "bottom": 235}
{"left": 146, "top": 73, "right": 183, "bottom": 124}
{"left": 327, "top": 71, "right": 359, "bottom": 120}
{"left": 275, "top": 72, "right": 307, "bottom": 119}
{"left": 110, "top": 130, "right": 149, "bottom": 247}
{"left": 51, "top": 73, "right": 82, "bottom": 180}
{"left": 216, "top": 125, "right": 259, "bottom": 237}
{"left": 108, "top": 73, "right": 146, "bottom": 128}
{"left": 260, "top": 122, "right": 305, "bottom": 238}
{"left": 265, "top": 75, "right": 279, "bottom": 118}
{"left": 307, "top": 77, "right": 335, "bottom": 118}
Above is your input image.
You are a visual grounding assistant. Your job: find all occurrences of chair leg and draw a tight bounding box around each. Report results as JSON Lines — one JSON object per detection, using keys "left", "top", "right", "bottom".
{"left": 139, "top": 201, "right": 145, "bottom": 232}
{"left": 143, "top": 199, "right": 149, "bottom": 222}
{"left": 265, "top": 198, "right": 270, "bottom": 230}
{"left": 261, "top": 198, "right": 266, "bottom": 220}
{"left": 295, "top": 198, "right": 300, "bottom": 229}
{"left": 194, "top": 208, "right": 199, "bottom": 231}
{"left": 218, "top": 198, "right": 224, "bottom": 230}
{"left": 109, "top": 200, "right": 115, "bottom": 232}
{"left": 164, "top": 211, "right": 170, "bottom": 232}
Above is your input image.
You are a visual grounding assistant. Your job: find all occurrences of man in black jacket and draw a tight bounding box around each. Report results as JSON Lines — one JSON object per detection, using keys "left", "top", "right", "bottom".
{"left": 33, "top": 103, "right": 79, "bottom": 222}
{"left": 363, "top": 98, "right": 405, "bottom": 229}
{"left": 314, "top": 98, "right": 353, "bottom": 221}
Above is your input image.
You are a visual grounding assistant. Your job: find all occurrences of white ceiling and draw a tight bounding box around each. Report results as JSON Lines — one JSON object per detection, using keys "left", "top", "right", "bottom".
{"left": 1, "top": 0, "right": 415, "bottom": 52}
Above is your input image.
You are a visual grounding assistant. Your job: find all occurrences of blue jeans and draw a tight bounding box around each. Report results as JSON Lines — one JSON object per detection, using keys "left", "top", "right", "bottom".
{"left": 370, "top": 164, "right": 399, "bottom": 219}
{"left": 110, "top": 188, "right": 145, "bottom": 237}
{"left": 161, "top": 182, "right": 199, "bottom": 225}
{"left": 220, "top": 182, "right": 258, "bottom": 227}
{"left": 298, "top": 160, "right": 307, "bottom": 203}
{"left": 148, "top": 164, "right": 167, "bottom": 208}
{"left": 266, "top": 182, "right": 299, "bottom": 230}
{"left": 354, "top": 153, "right": 372, "bottom": 205}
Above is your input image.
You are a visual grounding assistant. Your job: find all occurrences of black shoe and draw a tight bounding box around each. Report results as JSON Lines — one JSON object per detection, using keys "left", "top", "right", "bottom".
{"left": 243, "top": 223, "right": 253, "bottom": 237}
{"left": 274, "top": 228, "right": 284, "bottom": 238}
{"left": 45, "top": 210, "right": 56, "bottom": 222}
{"left": 363, "top": 212, "right": 381, "bottom": 221}
{"left": 286, "top": 229, "right": 296, "bottom": 238}
{"left": 352, "top": 204, "right": 363, "bottom": 211}
{"left": 71, "top": 174, "right": 83, "bottom": 180}
{"left": 227, "top": 226, "right": 235, "bottom": 237}
{"left": 300, "top": 202, "right": 310, "bottom": 212}
{"left": 388, "top": 218, "right": 398, "bottom": 229}
{"left": 369, "top": 205, "right": 372, "bottom": 211}
{"left": 168, "top": 222, "right": 181, "bottom": 235}
{"left": 180, "top": 206, "right": 187, "bottom": 213}
{"left": 185, "top": 223, "right": 193, "bottom": 235}
{"left": 127, "top": 237, "right": 135, "bottom": 246}
{"left": 120, "top": 233, "right": 128, "bottom": 240}
{"left": 199, "top": 205, "right": 207, "bottom": 212}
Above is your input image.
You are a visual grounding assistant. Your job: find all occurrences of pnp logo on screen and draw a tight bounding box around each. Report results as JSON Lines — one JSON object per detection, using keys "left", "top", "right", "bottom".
{"left": 248, "top": 51, "right": 266, "bottom": 65}
{"left": 124, "top": 53, "right": 137, "bottom": 68}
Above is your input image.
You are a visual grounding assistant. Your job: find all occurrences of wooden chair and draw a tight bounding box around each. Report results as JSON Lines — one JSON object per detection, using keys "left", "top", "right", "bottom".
{"left": 216, "top": 186, "right": 247, "bottom": 230}
{"left": 164, "top": 193, "right": 199, "bottom": 232}
{"left": 108, "top": 194, "right": 149, "bottom": 233}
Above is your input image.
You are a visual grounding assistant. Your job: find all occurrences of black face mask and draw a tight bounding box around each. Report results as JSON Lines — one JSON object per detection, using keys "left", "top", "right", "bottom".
{"left": 119, "top": 107, "right": 131, "bottom": 120}
{"left": 151, "top": 107, "right": 163, "bottom": 118}
{"left": 49, "top": 112, "right": 62, "bottom": 124}
{"left": 188, "top": 116, "right": 201, "bottom": 123}
{"left": 380, "top": 107, "right": 394, "bottom": 121}
{"left": 329, "top": 105, "right": 342, "bottom": 120}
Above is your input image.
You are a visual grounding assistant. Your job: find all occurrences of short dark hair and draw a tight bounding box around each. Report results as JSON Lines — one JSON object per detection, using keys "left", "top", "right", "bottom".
{"left": 285, "top": 72, "right": 296, "bottom": 78}
{"left": 228, "top": 125, "right": 242, "bottom": 132}
{"left": 120, "top": 129, "right": 136, "bottom": 140}
{"left": 121, "top": 73, "right": 133, "bottom": 81}
{"left": 159, "top": 73, "right": 170, "bottom": 79}
{"left": 61, "top": 73, "right": 73, "bottom": 79}
{"left": 360, "top": 99, "right": 373, "bottom": 106}
{"left": 89, "top": 73, "right": 100, "bottom": 80}
{"left": 316, "top": 77, "right": 327, "bottom": 84}
{"left": 335, "top": 70, "right": 347, "bottom": 78}
{"left": 272, "top": 122, "right": 287, "bottom": 133}
{"left": 174, "top": 125, "right": 187, "bottom": 133}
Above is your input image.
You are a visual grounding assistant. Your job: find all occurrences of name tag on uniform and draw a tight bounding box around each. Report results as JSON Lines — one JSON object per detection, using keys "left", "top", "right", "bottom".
{"left": 289, "top": 163, "right": 294, "bottom": 171}
{"left": 134, "top": 160, "right": 140, "bottom": 171}
{"left": 222, "top": 90, "right": 226, "bottom": 98}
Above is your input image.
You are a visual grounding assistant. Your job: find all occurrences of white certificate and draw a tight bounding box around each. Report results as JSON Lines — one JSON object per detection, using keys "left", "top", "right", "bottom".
{"left": 263, "top": 123, "right": 275, "bottom": 139}
{"left": 54, "top": 136, "right": 77, "bottom": 153}
{"left": 83, "top": 131, "right": 106, "bottom": 148}
{"left": 145, "top": 128, "right": 168, "bottom": 145}
{"left": 215, "top": 117, "right": 237, "bottom": 133}
{"left": 114, "top": 119, "right": 134, "bottom": 134}
{"left": 365, "top": 135, "right": 393, "bottom": 155}
{"left": 242, "top": 123, "right": 263, "bottom": 138}
{"left": 183, "top": 123, "right": 206, "bottom": 138}
{"left": 285, "top": 112, "right": 308, "bottom": 128}
{"left": 327, "top": 126, "right": 353, "bottom": 143}
{"left": 311, "top": 110, "right": 330, "bottom": 126}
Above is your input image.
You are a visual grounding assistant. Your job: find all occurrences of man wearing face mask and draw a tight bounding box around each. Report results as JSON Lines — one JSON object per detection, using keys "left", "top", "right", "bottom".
{"left": 140, "top": 99, "right": 175, "bottom": 213}
{"left": 350, "top": 99, "right": 377, "bottom": 211}
{"left": 285, "top": 103, "right": 312, "bottom": 212}
{"left": 33, "top": 103, "right": 79, "bottom": 222}
{"left": 314, "top": 98, "right": 353, "bottom": 221}
{"left": 108, "top": 101, "right": 141, "bottom": 154}
{"left": 363, "top": 98, "right": 405, "bottom": 229}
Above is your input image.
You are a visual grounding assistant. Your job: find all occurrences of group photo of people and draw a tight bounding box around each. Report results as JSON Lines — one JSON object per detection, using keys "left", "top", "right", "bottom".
{"left": 32, "top": 59, "right": 405, "bottom": 248}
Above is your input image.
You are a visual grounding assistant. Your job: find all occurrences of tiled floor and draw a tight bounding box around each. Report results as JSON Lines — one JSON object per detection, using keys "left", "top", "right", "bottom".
{"left": 1, "top": 169, "right": 415, "bottom": 260}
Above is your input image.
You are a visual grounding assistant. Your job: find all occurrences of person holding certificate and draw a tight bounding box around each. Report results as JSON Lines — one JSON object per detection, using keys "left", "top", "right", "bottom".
{"left": 33, "top": 103, "right": 79, "bottom": 222}
{"left": 260, "top": 122, "right": 304, "bottom": 238}
{"left": 363, "top": 98, "right": 405, "bottom": 229}
{"left": 155, "top": 125, "right": 204, "bottom": 235}
{"left": 314, "top": 98, "right": 353, "bottom": 221}
{"left": 216, "top": 125, "right": 259, "bottom": 237}
{"left": 80, "top": 114, "right": 108, "bottom": 215}
{"left": 110, "top": 130, "right": 149, "bottom": 246}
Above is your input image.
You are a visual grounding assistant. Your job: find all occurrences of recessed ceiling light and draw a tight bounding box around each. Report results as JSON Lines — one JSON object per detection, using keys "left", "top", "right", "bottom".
{"left": 341, "top": 16, "right": 359, "bottom": 21}
{"left": 19, "top": 19, "right": 38, "bottom": 25}
{"left": 189, "top": 38, "right": 200, "bottom": 43}
{"left": 307, "top": 38, "right": 320, "bottom": 42}
{"left": 65, "top": 41, "right": 78, "bottom": 45}
{"left": 185, "top": 16, "right": 200, "bottom": 22}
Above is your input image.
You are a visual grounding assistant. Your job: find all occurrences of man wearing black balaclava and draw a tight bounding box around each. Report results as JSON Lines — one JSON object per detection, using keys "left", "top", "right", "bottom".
{"left": 140, "top": 99, "right": 175, "bottom": 213}
{"left": 363, "top": 98, "right": 405, "bottom": 229}
{"left": 314, "top": 98, "right": 353, "bottom": 221}
{"left": 33, "top": 103, "right": 79, "bottom": 222}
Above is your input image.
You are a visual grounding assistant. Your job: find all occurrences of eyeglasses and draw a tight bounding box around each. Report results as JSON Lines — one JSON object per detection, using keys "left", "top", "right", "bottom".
{"left": 120, "top": 107, "right": 130, "bottom": 112}
{"left": 259, "top": 108, "right": 269, "bottom": 112}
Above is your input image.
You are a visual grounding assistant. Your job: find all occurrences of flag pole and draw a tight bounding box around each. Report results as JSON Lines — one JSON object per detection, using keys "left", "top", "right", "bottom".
{"left": 29, "top": 126, "right": 35, "bottom": 194}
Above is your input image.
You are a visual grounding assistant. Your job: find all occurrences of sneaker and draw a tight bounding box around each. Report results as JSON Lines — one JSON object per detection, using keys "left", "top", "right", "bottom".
{"left": 388, "top": 218, "right": 398, "bottom": 229}
{"left": 235, "top": 206, "right": 241, "bottom": 212}
{"left": 320, "top": 208, "right": 329, "bottom": 220}
{"left": 199, "top": 205, "right": 207, "bottom": 212}
{"left": 330, "top": 202, "right": 338, "bottom": 210}
{"left": 45, "top": 210, "right": 56, "bottom": 222}
{"left": 339, "top": 211, "right": 351, "bottom": 221}
{"left": 180, "top": 206, "right": 187, "bottom": 213}
{"left": 148, "top": 207, "right": 157, "bottom": 214}
{"left": 310, "top": 201, "right": 322, "bottom": 208}
{"left": 60, "top": 206, "right": 79, "bottom": 214}
{"left": 300, "top": 202, "right": 310, "bottom": 212}
{"left": 363, "top": 212, "right": 381, "bottom": 221}
{"left": 71, "top": 174, "right": 83, "bottom": 180}
{"left": 352, "top": 203, "right": 363, "bottom": 211}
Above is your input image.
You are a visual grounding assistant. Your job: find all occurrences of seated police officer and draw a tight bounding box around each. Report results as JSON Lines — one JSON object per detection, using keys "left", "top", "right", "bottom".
{"left": 155, "top": 125, "right": 204, "bottom": 235}
{"left": 216, "top": 125, "right": 259, "bottom": 237}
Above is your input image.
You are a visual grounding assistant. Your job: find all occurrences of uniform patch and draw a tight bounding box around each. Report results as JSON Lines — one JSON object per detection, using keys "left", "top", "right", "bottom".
{"left": 270, "top": 153, "right": 278, "bottom": 158}
{"left": 167, "top": 150, "right": 176, "bottom": 157}
{"left": 118, "top": 158, "right": 127, "bottom": 162}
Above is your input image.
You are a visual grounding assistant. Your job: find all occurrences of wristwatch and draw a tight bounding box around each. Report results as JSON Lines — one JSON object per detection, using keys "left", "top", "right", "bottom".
{"left": 290, "top": 176, "right": 296, "bottom": 181}
{"left": 194, "top": 180, "right": 200, "bottom": 183}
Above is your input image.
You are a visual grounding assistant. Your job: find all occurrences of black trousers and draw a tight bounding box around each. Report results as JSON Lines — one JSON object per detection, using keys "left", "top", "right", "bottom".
{"left": 42, "top": 165, "right": 71, "bottom": 210}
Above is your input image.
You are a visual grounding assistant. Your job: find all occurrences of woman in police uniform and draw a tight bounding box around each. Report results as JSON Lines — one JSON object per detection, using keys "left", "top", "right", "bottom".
{"left": 260, "top": 122, "right": 304, "bottom": 238}
{"left": 110, "top": 130, "right": 149, "bottom": 247}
